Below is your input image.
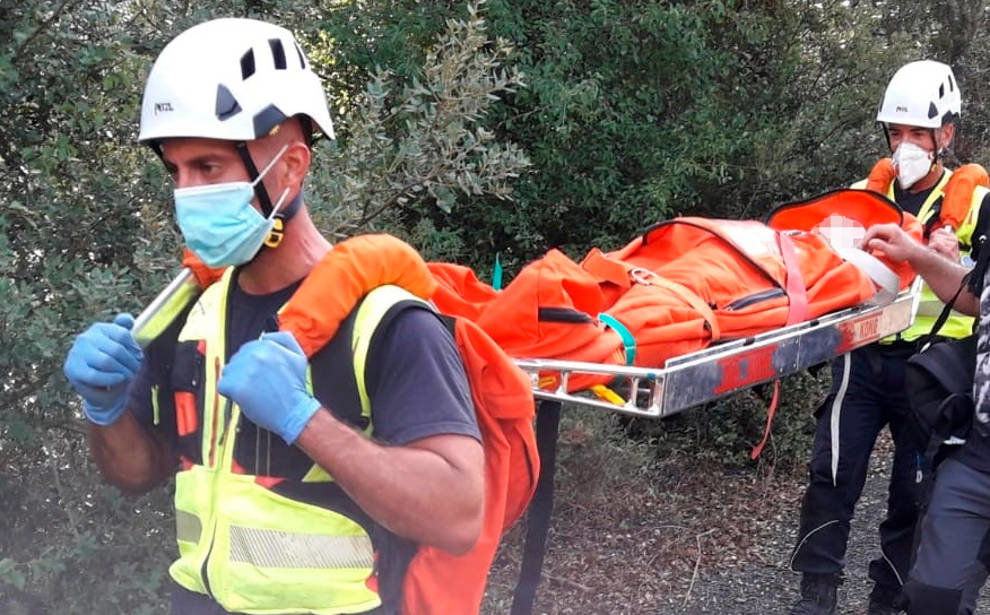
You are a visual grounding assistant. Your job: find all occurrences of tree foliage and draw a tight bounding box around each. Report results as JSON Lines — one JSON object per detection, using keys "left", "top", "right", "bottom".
{"left": 313, "top": 0, "right": 954, "bottom": 271}
{"left": 3, "top": 0, "right": 990, "bottom": 612}
{"left": 307, "top": 3, "right": 530, "bottom": 260}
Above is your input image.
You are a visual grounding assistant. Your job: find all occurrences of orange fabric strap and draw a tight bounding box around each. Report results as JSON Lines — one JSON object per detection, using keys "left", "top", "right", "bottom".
{"left": 777, "top": 232, "right": 808, "bottom": 326}
{"left": 750, "top": 380, "right": 781, "bottom": 460}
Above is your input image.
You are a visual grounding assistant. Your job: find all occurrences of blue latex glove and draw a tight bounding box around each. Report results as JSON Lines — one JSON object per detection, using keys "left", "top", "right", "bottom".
{"left": 218, "top": 331, "right": 321, "bottom": 444}
{"left": 63, "top": 313, "right": 144, "bottom": 426}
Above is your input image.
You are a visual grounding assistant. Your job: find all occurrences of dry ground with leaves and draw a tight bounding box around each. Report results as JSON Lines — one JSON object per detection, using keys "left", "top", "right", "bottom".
{"left": 481, "top": 409, "right": 976, "bottom": 615}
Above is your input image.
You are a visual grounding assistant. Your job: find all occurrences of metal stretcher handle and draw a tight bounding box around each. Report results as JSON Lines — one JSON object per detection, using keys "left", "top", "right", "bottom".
{"left": 132, "top": 269, "right": 201, "bottom": 349}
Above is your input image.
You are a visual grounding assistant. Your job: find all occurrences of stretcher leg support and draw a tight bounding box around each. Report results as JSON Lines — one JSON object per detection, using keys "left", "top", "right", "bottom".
{"left": 511, "top": 400, "right": 562, "bottom": 615}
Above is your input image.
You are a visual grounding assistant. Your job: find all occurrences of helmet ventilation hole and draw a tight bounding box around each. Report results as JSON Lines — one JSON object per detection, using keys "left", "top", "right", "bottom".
{"left": 240, "top": 49, "right": 256, "bottom": 80}
{"left": 216, "top": 84, "right": 242, "bottom": 120}
{"left": 269, "top": 39, "right": 287, "bottom": 70}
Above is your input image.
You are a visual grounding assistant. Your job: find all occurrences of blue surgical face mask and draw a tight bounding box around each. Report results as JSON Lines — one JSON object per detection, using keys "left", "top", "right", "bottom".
{"left": 174, "top": 145, "right": 290, "bottom": 267}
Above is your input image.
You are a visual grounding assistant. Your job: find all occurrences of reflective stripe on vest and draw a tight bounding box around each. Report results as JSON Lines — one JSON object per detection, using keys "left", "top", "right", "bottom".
{"left": 852, "top": 170, "right": 983, "bottom": 341}
{"left": 168, "top": 268, "right": 381, "bottom": 615}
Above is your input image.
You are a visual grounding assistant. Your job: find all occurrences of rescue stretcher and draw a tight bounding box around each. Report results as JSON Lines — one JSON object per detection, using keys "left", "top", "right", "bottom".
{"left": 513, "top": 280, "right": 921, "bottom": 418}
{"left": 135, "top": 270, "right": 922, "bottom": 417}
{"left": 133, "top": 188, "right": 924, "bottom": 419}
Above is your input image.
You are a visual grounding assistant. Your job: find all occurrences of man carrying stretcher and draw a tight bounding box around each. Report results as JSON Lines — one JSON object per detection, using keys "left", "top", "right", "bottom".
{"left": 786, "top": 60, "right": 990, "bottom": 615}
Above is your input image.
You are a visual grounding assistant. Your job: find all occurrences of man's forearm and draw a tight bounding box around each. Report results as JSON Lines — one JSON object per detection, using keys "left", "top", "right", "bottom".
{"left": 911, "top": 247, "right": 980, "bottom": 316}
{"left": 89, "top": 410, "right": 174, "bottom": 494}
{"left": 295, "top": 408, "right": 484, "bottom": 554}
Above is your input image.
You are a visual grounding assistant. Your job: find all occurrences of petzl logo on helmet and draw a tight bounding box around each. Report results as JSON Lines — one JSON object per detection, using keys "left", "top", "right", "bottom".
{"left": 896, "top": 105, "right": 908, "bottom": 113}
{"left": 154, "top": 102, "right": 174, "bottom": 115}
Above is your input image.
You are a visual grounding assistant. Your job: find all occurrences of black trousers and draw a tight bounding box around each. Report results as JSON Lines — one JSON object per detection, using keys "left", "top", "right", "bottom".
{"left": 789, "top": 345, "right": 922, "bottom": 592}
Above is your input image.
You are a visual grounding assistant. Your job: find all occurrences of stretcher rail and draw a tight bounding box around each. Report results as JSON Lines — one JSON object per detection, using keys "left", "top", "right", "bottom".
{"left": 514, "top": 281, "right": 922, "bottom": 418}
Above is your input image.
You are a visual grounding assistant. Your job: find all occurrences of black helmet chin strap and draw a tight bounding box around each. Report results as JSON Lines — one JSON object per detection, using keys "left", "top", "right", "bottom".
{"left": 235, "top": 140, "right": 275, "bottom": 217}
{"left": 881, "top": 122, "right": 892, "bottom": 152}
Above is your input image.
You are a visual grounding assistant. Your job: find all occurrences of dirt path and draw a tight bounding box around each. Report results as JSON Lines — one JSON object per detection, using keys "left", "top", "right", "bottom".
{"left": 484, "top": 426, "right": 985, "bottom": 614}
{"left": 663, "top": 435, "right": 896, "bottom": 614}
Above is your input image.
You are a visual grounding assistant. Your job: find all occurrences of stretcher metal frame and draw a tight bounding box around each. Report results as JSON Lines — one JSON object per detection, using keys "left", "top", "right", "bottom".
{"left": 134, "top": 270, "right": 922, "bottom": 420}
{"left": 513, "top": 280, "right": 922, "bottom": 418}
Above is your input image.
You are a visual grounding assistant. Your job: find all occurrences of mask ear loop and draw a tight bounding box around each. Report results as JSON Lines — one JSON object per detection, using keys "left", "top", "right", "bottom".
{"left": 245, "top": 144, "right": 293, "bottom": 249}
{"left": 266, "top": 187, "right": 292, "bottom": 220}
{"left": 932, "top": 123, "right": 958, "bottom": 166}
{"left": 250, "top": 144, "right": 290, "bottom": 189}
{"left": 930, "top": 127, "right": 943, "bottom": 164}
{"left": 262, "top": 185, "right": 293, "bottom": 248}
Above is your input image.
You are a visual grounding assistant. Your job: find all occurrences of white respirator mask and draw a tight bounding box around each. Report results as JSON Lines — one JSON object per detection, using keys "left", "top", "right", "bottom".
{"left": 891, "top": 141, "right": 935, "bottom": 190}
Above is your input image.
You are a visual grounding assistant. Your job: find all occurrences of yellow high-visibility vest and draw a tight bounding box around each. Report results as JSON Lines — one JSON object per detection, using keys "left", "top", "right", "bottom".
{"left": 168, "top": 267, "right": 381, "bottom": 615}
{"left": 851, "top": 169, "right": 986, "bottom": 341}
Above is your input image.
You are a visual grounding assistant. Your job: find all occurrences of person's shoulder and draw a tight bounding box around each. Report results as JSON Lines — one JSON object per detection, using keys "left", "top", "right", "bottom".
{"left": 362, "top": 303, "right": 477, "bottom": 445}
{"left": 972, "top": 189, "right": 990, "bottom": 236}
{"left": 975, "top": 185, "right": 990, "bottom": 206}
{"left": 366, "top": 305, "right": 461, "bottom": 378}
{"left": 379, "top": 304, "right": 452, "bottom": 347}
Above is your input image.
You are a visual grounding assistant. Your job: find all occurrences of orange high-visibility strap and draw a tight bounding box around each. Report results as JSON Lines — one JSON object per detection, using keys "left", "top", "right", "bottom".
{"left": 939, "top": 163, "right": 989, "bottom": 231}
{"left": 865, "top": 158, "right": 896, "bottom": 195}
{"left": 174, "top": 391, "right": 198, "bottom": 437}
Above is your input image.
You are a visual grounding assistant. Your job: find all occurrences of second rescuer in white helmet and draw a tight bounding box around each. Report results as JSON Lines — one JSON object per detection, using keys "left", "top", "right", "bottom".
{"left": 877, "top": 60, "right": 961, "bottom": 191}
{"left": 786, "top": 59, "right": 990, "bottom": 615}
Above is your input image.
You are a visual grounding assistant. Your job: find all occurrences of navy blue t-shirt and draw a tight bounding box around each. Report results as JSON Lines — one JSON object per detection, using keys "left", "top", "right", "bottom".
{"left": 892, "top": 172, "right": 941, "bottom": 219}
{"left": 126, "top": 271, "right": 480, "bottom": 614}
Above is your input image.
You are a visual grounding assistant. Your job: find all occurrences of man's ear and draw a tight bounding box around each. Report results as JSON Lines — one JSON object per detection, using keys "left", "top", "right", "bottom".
{"left": 939, "top": 123, "right": 956, "bottom": 151}
{"left": 281, "top": 140, "right": 311, "bottom": 190}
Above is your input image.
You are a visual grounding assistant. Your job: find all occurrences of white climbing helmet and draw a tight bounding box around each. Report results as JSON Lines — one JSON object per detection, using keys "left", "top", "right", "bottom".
{"left": 138, "top": 18, "right": 335, "bottom": 145}
{"left": 876, "top": 60, "right": 961, "bottom": 129}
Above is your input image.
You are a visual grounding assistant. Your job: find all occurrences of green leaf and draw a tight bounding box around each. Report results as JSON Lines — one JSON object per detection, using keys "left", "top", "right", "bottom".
{"left": 0, "top": 558, "right": 26, "bottom": 590}
{"left": 433, "top": 185, "right": 456, "bottom": 213}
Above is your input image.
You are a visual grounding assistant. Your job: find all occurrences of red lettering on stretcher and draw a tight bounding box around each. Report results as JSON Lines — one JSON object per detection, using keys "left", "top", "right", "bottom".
{"left": 837, "top": 314, "right": 881, "bottom": 353}
{"left": 714, "top": 345, "right": 778, "bottom": 394}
